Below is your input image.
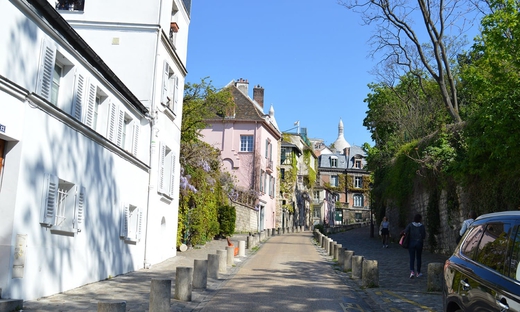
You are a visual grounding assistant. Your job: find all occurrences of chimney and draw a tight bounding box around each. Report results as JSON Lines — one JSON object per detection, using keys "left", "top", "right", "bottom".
{"left": 253, "top": 84, "right": 264, "bottom": 108}
{"left": 235, "top": 78, "right": 249, "bottom": 96}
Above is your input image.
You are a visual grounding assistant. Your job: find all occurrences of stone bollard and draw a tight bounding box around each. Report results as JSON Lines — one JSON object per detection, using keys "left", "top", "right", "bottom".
{"left": 352, "top": 255, "right": 364, "bottom": 279}
{"left": 238, "top": 241, "right": 246, "bottom": 257}
{"left": 329, "top": 240, "right": 335, "bottom": 256}
{"left": 226, "top": 246, "right": 234, "bottom": 267}
{"left": 338, "top": 247, "right": 345, "bottom": 270}
{"left": 217, "top": 250, "right": 227, "bottom": 273}
{"left": 98, "top": 300, "right": 126, "bottom": 312}
{"left": 193, "top": 259, "right": 208, "bottom": 289}
{"left": 247, "top": 235, "right": 253, "bottom": 249}
{"left": 272, "top": 228, "right": 275, "bottom": 236}
{"left": 149, "top": 279, "right": 171, "bottom": 312}
{"left": 427, "top": 262, "right": 444, "bottom": 291}
{"left": 324, "top": 238, "right": 330, "bottom": 254}
{"left": 335, "top": 244, "right": 342, "bottom": 262}
{"left": 277, "top": 227, "right": 281, "bottom": 235}
{"left": 174, "top": 267, "right": 193, "bottom": 301}
{"left": 362, "top": 259, "right": 379, "bottom": 288}
{"left": 344, "top": 250, "right": 355, "bottom": 271}
{"left": 321, "top": 235, "right": 326, "bottom": 249}
{"left": 207, "top": 254, "right": 219, "bottom": 279}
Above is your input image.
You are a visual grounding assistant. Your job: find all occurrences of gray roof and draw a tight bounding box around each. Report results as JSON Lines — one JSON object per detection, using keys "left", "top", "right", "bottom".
{"left": 318, "top": 145, "right": 367, "bottom": 170}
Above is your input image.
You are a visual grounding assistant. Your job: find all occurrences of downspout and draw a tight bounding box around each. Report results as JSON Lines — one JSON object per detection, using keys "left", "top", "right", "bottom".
{"left": 143, "top": 4, "right": 163, "bottom": 268}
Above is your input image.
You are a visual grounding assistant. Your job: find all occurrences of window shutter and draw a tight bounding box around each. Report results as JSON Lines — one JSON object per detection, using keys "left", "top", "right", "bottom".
{"left": 85, "top": 83, "right": 96, "bottom": 128}
{"left": 169, "top": 155, "right": 176, "bottom": 197}
{"left": 136, "top": 209, "right": 143, "bottom": 241}
{"left": 107, "top": 101, "right": 117, "bottom": 142}
{"left": 116, "top": 109, "right": 124, "bottom": 147}
{"left": 41, "top": 174, "right": 59, "bottom": 226}
{"left": 37, "top": 40, "right": 56, "bottom": 102}
{"left": 161, "top": 61, "right": 169, "bottom": 106}
{"left": 72, "top": 72, "right": 85, "bottom": 121}
{"left": 74, "top": 185, "right": 86, "bottom": 231}
{"left": 120, "top": 204, "right": 129, "bottom": 238}
{"left": 158, "top": 142, "right": 166, "bottom": 194}
{"left": 173, "top": 75, "right": 179, "bottom": 107}
{"left": 132, "top": 121, "right": 139, "bottom": 156}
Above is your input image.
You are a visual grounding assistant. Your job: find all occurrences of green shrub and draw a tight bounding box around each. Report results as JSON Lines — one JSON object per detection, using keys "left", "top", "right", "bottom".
{"left": 218, "top": 205, "right": 236, "bottom": 237}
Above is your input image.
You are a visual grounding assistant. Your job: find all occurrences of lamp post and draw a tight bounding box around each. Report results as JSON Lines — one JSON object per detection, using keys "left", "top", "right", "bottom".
{"left": 369, "top": 183, "right": 374, "bottom": 238}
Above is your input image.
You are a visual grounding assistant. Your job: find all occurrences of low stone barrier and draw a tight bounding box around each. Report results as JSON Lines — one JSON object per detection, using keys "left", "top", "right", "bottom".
{"left": 427, "top": 262, "right": 444, "bottom": 291}
{"left": 193, "top": 259, "right": 208, "bottom": 289}
{"left": 351, "top": 255, "right": 364, "bottom": 279}
{"left": 238, "top": 241, "right": 246, "bottom": 257}
{"left": 362, "top": 260, "right": 379, "bottom": 288}
{"left": 149, "top": 279, "right": 171, "bottom": 311}
{"left": 174, "top": 267, "right": 193, "bottom": 301}
{"left": 335, "top": 244, "right": 343, "bottom": 262}
{"left": 207, "top": 254, "right": 219, "bottom": 279}
{"left": 97, "top": 300, "right": 126, "bottom": 312}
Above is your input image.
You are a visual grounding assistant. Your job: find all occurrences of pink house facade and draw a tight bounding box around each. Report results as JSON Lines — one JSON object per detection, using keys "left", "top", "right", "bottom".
{"left": 200, "top": 79, "right": 282, "bottom": 232}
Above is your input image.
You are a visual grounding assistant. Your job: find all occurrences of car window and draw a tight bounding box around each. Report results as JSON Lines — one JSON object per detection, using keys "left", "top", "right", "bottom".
{"left": 461, "top": 224, "right": 485, "bottom": 260}
{"left": 475, "top": 222, "right": 512, "bottom": 274}
{"left": 508, "top": 226, "right": 520, "bottom": 280}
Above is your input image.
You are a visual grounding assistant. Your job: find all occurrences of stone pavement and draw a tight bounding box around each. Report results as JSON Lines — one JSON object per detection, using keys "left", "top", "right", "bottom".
{"left": 20, "top": 227, "right": 449, "bottom": 312}
{"left": 328, "top": 227, "right": 449, "bottom": 312}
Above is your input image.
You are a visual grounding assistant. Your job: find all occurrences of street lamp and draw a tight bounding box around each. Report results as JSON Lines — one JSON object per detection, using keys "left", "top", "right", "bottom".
{"left": 369, "top": 183, "right": 374, "bottom": 238}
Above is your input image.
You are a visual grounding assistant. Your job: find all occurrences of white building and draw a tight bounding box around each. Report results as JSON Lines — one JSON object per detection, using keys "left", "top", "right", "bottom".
{"left": 53, "top": 0, "right": 191, "bottom": 268}
{"left": 0, "top": 0, "right": 190, "bottom": 300}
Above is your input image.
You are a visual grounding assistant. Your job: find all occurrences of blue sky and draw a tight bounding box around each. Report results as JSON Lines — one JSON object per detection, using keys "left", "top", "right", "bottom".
{"left": 185, "top": 1, "right": 376, "bottom": 147}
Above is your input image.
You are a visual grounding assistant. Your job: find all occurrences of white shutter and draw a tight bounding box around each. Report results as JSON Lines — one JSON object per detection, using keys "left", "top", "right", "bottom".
{"left": 107, "top": 101, "right": 117, "bottom": 142}
{"left": 158, "top": 142, "right": 166, "bottom": 194}
{"left": 173, "top": 75, "right": 179, "bottom": 108}
{"left": 132, "top": 121, "right": 139, "bottom": 156}
{"left": 169, "top": 155, "right": 176, "bottom": 197}
{"left": 136, "top": 209, "right": 143, "bottom": 241}
{"left": 116, "top": 109, "right": 124, "bottom": 147}
{"left": 41, "top": 174, "right": 59, "bottom": 226}
{"left": 161, "top": 61, "right": 169, "bottom": 106}
{"left": 85, "top": 83, "right": 96, "bottom": 128}
{"left": 72, "top": 72, "right": 85, "bottom": 121}
{"left": 74, "top": 185, "right": 86, "bottom": 231}
{"left": 120, "top": 204, "right": 129, "bottom": 238}
{"left": 37, "top": 40, "right": 56, "bottom": 102}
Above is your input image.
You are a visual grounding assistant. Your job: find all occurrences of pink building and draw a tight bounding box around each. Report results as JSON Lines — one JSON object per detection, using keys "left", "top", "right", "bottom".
{"left": 200, "top": 79, "right": 282, "bottom": 232}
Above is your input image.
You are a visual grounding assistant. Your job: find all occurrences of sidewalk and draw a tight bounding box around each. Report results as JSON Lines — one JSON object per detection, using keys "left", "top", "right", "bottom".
{"left": 328, "top": 227, "right": 448, "bottom": 312}
{"left": 21, "top": 234, "right": 251, "bottom": 312}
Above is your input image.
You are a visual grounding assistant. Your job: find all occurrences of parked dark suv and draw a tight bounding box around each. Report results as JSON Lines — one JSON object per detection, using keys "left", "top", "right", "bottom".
{"left": 443, "top": 211, "right": 520, "bottom": 311}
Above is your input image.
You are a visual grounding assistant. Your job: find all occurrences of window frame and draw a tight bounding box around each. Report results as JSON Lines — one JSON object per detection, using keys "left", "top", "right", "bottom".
{"left": 353, "top": 194, "right": 364, "bottom": 207}
{"left": 240, "top": 135, "right": 254, "bottom": 152}
{"left": 158, "top": 142, "right": 176, "bottom": 198}
{"left": 354, "top": 176, "right": 363, "bottom": 188}
{"left": 120, "top": 203, "right": 143, "bottom": 243}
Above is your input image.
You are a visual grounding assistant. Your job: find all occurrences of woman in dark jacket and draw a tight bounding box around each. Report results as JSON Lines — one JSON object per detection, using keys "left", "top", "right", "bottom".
{"left": 405, "top": 214, "right": 426, "bottom": 278}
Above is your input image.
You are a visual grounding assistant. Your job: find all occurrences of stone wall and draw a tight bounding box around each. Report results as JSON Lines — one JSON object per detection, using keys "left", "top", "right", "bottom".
{"left": 384, "top": 185, "right": 471, "bottom": 255}
{"left": 234, "top": 202, "right": 258, "bottom": 233}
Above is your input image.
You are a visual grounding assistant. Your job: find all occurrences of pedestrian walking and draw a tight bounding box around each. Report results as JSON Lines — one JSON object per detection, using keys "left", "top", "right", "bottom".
{"left": 457, "top": 211, "right": 477, "bottom": 243}
{"left": 379, "top": 216, "right": 390, "bottom": 248}
{"left": 404, "top": 214, "right": 426, "bottom": 278}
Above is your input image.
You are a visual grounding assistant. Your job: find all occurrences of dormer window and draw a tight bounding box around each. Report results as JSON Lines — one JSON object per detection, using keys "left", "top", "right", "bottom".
{"left": 330, "top": 157, "right": 338, "bottom": 168}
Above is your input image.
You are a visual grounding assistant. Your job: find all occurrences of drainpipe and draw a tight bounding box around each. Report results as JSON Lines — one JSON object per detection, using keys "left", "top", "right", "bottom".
{"left": 143, "top": 12, "right": 163, "bottom": 268}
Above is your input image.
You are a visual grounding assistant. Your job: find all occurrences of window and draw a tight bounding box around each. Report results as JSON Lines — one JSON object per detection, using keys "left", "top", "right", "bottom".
{"left": 269, "top": 176, "right": 275, "bottom": 197}
{"left": 331, "top": 175, "right": 339, "bottom": 187}
{"left": 355, "top": 159, "right": 362, "bottom": 169}
{"left": 51, "top": 64, "right": 62, "bottom": 105}
{"left": 120, "top": 203, "right": 143, "bottom": 242}
{"left": 265, "top": 139, "right": 272, "bottom": 160}
{"left": 260, "top": 170, "right": 265, "bottom": 193}
{"left": 161, "top": 61, "right": 179, "bottom": 114}
{"left": 41, "top": 174, "right": 85, "bottom": 234}
{"left": 330, "top": 157, "right": 338, "bottom": 168}
{"left": 0, "top": 140, "right": 5, "bottom": 181}
{"left": 280, "top": 168, "right": 285, "bottom": 180}
{"left": 353, "top": 194, "right": 364, "bottom": 207}
{"left": 240, "top": 135, "right": 254, "bottom": 152}
{"left": 158, "top": 142, "right": 176, "bottom": 198}
{"left": 56, "top": 0, "right": 85, "bottom": 11}
{"left": 354, "top": 176, "right": 363, "bottom": 188}
{"left": 85, "top": 84, "right": 107, "bottom": 131}
{"left": 475, "top": 222, "right": 512, "bottom": 273}
{"left": 106, "top": 102, "right": 140, "bottom": 156}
